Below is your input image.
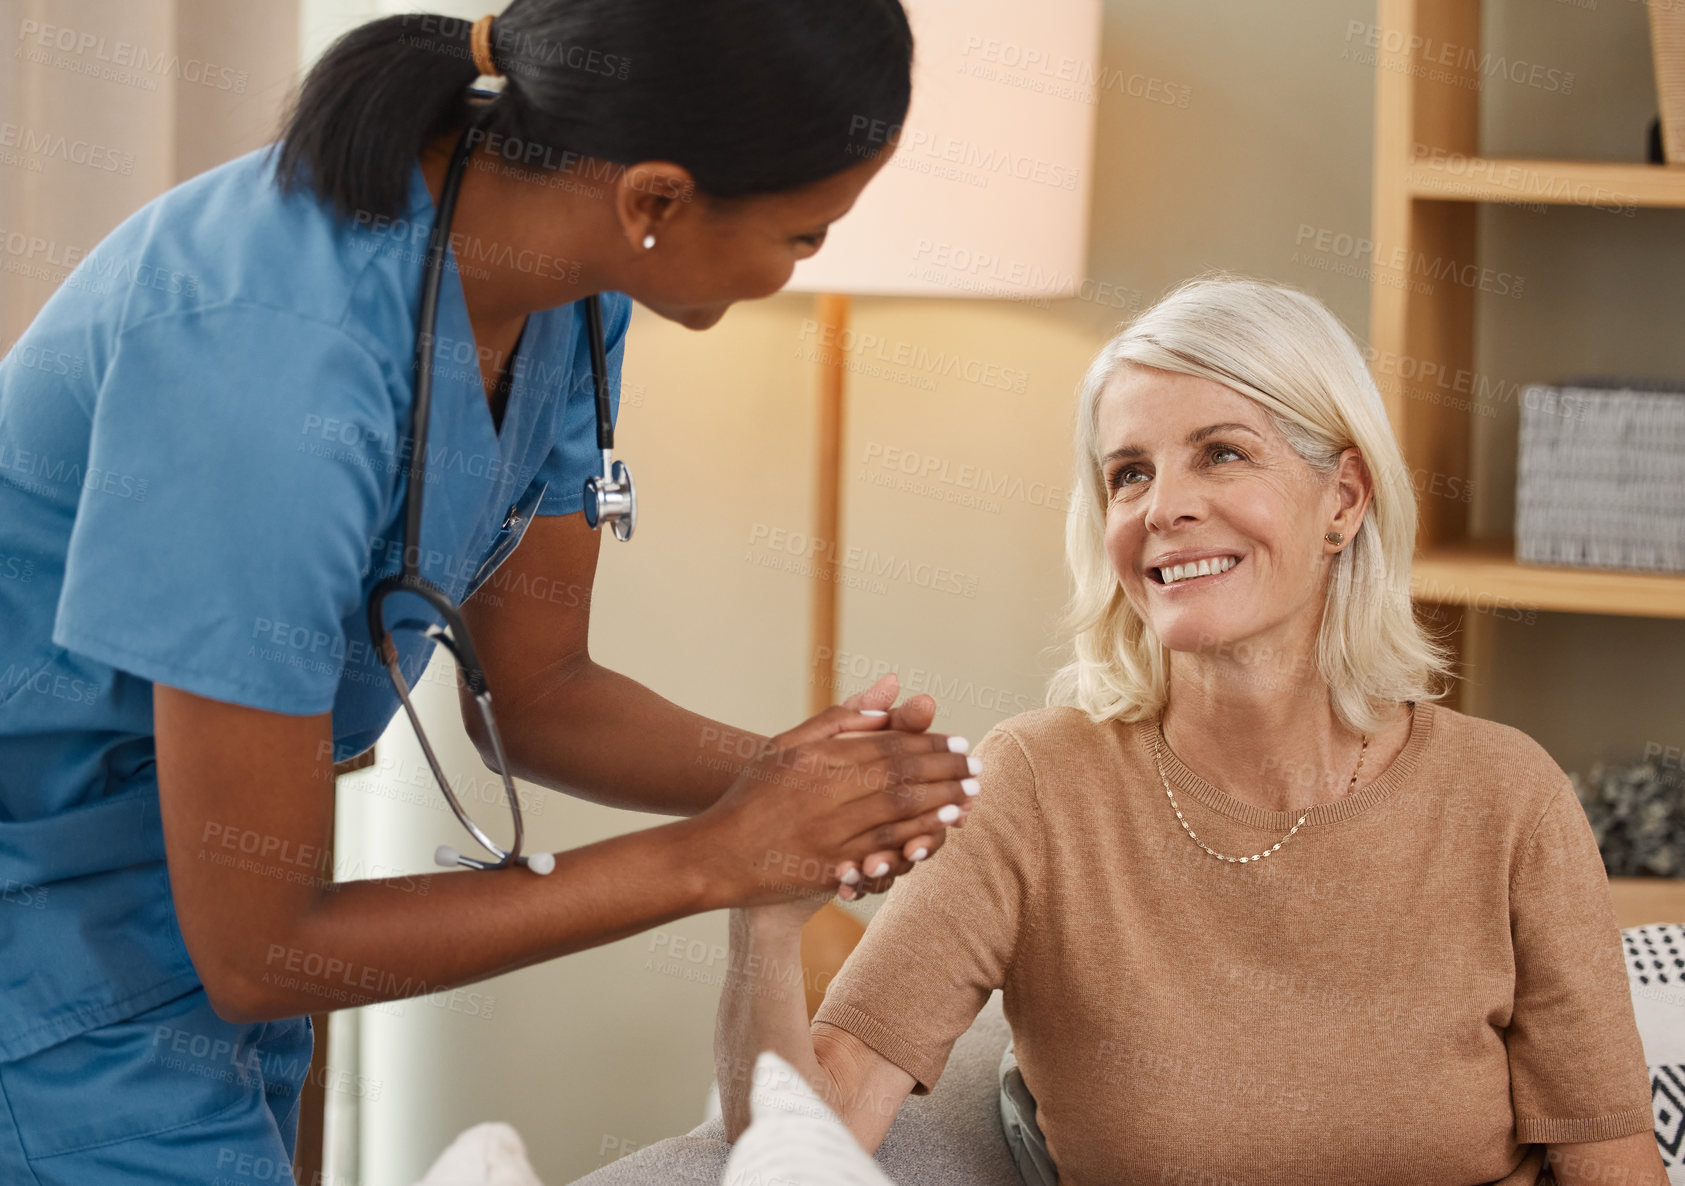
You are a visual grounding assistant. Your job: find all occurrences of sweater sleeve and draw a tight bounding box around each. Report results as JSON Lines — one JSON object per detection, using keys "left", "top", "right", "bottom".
{"left": 1506, "top": 778, "right": 1656, "bottom": 1144}
{"left": 811, "top": 723, "right": 1042, "bottom": 1094}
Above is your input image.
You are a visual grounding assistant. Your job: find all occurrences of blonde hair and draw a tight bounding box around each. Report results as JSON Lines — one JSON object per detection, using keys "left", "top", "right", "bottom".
{"left": 1044, "top": 273, "right": 1453, "bottom": 735}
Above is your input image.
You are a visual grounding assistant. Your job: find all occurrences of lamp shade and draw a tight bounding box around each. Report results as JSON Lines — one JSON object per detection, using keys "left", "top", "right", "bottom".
{"left": 786, "top": 0, "right": 1101, "bottom": 299}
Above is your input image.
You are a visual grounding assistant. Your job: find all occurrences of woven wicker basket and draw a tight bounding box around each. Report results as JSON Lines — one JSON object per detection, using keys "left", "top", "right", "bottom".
{"left": 1654, "top": 0, "right": 1685, "bottom": 164}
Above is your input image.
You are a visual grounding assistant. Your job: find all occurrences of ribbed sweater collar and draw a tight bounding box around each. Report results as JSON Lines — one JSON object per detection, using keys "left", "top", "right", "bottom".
{"left": 1129, "top": 700, "right": 1437, "bottom": 830}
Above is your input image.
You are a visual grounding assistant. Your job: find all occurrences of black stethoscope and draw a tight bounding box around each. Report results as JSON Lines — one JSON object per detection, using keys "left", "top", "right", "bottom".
{"left": 365, "top": 103, "right": 635, "bottom": 876}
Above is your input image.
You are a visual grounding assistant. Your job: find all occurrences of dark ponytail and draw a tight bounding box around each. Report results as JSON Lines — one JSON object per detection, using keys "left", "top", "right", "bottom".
{"left": 275, "top": 1, "right": 914, "bottom": 221}
{"left": 274, "top": 15, "right": 481, "bottom": 219}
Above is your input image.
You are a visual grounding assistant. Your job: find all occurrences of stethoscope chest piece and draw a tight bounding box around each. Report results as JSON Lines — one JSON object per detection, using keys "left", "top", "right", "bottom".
{"left": 584, "top": 455, "right": 636, "bottom": 542}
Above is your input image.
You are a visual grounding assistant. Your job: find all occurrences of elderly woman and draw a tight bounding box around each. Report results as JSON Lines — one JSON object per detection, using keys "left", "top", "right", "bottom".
{"left": 714, "top": 276, "right": 1665, "bottom": 1186}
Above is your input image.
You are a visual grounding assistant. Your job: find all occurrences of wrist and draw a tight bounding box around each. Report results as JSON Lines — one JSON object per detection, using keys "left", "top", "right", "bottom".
{"left": 669, "top": 809, "right": 750, "bottom": 913}
{"left": 644, "top": 811, "right": 725, "bottom": 915}
{"left": 729, "top": 903, "right": 809, "bottom": 944}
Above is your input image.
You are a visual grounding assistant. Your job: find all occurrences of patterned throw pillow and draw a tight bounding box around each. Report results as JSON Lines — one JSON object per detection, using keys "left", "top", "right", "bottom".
{"left": 1622, "top": 923, "right": 1685, "bottom": 1185}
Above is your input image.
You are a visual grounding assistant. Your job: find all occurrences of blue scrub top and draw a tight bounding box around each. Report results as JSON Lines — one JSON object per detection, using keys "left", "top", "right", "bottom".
{"left": 0, "top": 146, "right": 630, "bottom": 1060}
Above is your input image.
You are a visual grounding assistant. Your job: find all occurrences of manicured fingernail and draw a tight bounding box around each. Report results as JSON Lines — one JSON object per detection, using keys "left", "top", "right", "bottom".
{"left": 869, "top": 861, "right": 889, "bottom": 877}
{"left": 938, "top": 804, "right": 960, "bottom": 823}
{"left": 911, "top": 847, "right": 929, "bottom": 861}
{"left": 859, "top": 708, "right": 887, "bottom": 716}
{"left": 967, "top": 755, "right": 981, "bottom": 775}
{"left": 961, "top": 778, "right": 980, "bottom": 796}
{"left": 840, "top": 867, "right": 861, "bottom": 885}
{"left": 947, "top": 736, "right": 970, "bottom": 753}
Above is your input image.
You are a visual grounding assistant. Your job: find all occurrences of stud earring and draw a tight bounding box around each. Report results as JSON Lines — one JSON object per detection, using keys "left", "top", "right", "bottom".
{"left": 642, "top": 233, "right": 656, "bottom": 249}
{"left": 1324, "top": 531, "right": 1344, "bottom": 545}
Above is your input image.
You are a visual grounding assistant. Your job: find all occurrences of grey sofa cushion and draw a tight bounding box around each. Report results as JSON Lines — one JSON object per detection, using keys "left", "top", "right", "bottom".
{"left": 567, "top": 992, "right": 1021, "bottom": 1186}
{"left": 997, "top": 1040, "right": 1056, "bottom": 1186}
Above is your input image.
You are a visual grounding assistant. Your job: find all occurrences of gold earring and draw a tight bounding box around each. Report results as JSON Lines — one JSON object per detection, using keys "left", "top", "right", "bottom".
{"left": 1324, "top": 531, "right": 1344, "bottom": 545}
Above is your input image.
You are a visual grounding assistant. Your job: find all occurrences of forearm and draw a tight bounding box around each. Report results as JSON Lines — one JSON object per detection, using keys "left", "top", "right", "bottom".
{"left": 223, "top": 812, "right": 723, "bottom": 1022}
{"left": 1547, "top": 1134, "right": 1671, "bottom": 1186}
{"left": 716, "top": 907, "right": 831, "bottom": 1143}
{"left": 488, "top": 657, "right": 768, "bottom": 816}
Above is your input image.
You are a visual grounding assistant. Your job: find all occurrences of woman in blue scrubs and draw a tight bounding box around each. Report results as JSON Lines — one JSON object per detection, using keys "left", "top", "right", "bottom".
{"left": 0, "top": 3, "right": 979, "bottom": 1180}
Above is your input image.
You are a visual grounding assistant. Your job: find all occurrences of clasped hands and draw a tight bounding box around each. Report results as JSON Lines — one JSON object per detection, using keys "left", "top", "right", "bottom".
{"left": 697, "top": 672, "right": 977, "bottom": 917}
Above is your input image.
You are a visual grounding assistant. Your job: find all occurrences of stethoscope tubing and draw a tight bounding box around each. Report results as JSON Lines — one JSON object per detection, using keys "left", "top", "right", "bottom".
{"left": 379, "top": 95, "right": 638, "bottom": 874}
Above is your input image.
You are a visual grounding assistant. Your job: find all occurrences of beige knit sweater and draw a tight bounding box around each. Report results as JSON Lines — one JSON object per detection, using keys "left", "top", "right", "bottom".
{"left": 813, "top": 700, "right": 1654, "bottom": 1186}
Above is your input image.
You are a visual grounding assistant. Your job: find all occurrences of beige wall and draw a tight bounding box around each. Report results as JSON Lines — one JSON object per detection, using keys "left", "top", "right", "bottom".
{"left": 0, "top": 0, "right": 298, "bottom": 344}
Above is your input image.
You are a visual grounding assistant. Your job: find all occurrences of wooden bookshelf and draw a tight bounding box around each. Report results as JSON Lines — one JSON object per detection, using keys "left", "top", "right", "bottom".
{"left": 1372, "top": 0, "right": 1685, "bottom": 692}
{"left": 1373, "top": 2, "right": 1685, "bottom": 922}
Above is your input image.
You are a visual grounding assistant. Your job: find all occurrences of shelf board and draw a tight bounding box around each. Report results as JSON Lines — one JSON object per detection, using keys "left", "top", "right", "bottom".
{"left": 1610, "top": 877, "right": 1685, "bottom": 929}
{"left": 1405, "top": 156, "right": 1685, "bottom": 210}
{"left": 1411, "top": 539, "right": 1685, "bottom": 619}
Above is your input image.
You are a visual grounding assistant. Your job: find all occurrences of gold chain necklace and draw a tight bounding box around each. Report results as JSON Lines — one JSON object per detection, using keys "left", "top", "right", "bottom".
{"left": 1151, "top": 717, "right": 1368, "bottom": 864}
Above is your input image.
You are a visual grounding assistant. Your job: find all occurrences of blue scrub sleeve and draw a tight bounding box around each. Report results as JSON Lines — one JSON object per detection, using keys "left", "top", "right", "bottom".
{"left": 52, "top": 304, "right": 399, "bottom": 715}
{"left": 533, "top": 293, "right": 630, "bottom": 516}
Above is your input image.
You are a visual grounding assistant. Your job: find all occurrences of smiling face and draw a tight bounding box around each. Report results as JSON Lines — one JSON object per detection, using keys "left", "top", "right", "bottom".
{"left": 1095, "top": 364, "right": 1370, "bottom": 665}
{"left": 608, "top": 151, "right": 892, "bottom": 330}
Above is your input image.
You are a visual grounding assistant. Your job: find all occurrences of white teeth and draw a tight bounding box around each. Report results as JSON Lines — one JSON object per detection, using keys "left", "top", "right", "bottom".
{"left": 1157, "top": 556, "right": 1237, "bottom": 585}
